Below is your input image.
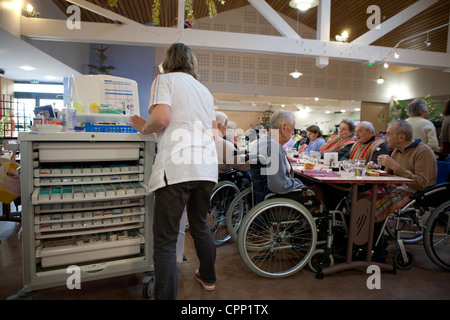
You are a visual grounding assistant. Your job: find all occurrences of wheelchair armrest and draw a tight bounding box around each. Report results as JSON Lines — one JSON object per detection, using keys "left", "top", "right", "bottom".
{"left": 411, "top": 182, "right": 450, "bottom": 200}
{"left": 264, "top": 193, "right": 277, "bottom": 200}
{"left": 292, "top": 187, "right": 308, "bottom": 192}
{"left": 264, "top": 188, "right": 307, "bottom": 200}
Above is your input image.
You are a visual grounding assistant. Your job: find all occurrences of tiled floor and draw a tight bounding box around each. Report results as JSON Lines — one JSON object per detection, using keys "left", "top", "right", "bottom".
{"left": 1, "top": 220, "right": 449, "bottom": 301}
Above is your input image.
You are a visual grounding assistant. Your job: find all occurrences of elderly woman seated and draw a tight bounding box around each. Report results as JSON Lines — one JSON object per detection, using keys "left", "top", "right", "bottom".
{"left": 319, "top": 119, "right": 356, "bottom": 160}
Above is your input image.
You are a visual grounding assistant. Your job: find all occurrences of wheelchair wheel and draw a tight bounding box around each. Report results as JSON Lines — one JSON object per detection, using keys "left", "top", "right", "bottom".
{"left": 226, "top": 187, "right": 253, "bottom": 243}
{"left": 208, "top": 181, "right": 240, "bottom": 245}
{"left": 386, "top": 208, "right": 426, "bottom": 244}
{"left": 237, "top": 198, "right": 317, "bottom": 279}
{"left": 392, "top": 249, "right": 415, "bottom": 270}
{"left": 423, "top": 201, "right": 450, "bottom": 271}
{"left": 308, "top": 249, "right": 334, "bottom": 273}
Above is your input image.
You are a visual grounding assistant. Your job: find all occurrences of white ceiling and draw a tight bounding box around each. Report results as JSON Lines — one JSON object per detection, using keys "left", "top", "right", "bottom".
{"left": 212, "top": 93, "right": 361, "bottom": 114}
{"left": 0, "top": 28, "right": 80, "bottom": 83}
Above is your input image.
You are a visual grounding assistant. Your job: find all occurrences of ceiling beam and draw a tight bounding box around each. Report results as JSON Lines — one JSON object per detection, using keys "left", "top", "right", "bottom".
{"left": 352, "top": 0, "right": 439, "bottom": 45}
{"left": 66, "top": 0, "right": 145, "bottom": 28}
{"left": 315, "top": 0, "right": 331, "bottom": 68}
{"left": 20, "top": 17, "right": 450, "bottom": 70}
{"left": 247, "top": 0, "right": 301, "bottom": 39}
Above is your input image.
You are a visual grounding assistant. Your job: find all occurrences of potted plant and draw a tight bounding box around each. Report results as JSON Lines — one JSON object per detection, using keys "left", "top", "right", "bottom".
{"left": 389, "top": 95, "right": 444, "bottom": 122}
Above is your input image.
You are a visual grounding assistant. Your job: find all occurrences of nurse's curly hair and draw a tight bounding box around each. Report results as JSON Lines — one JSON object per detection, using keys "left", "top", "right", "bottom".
{"left": 161, "top": 43, "right": 199, "bottom": 80}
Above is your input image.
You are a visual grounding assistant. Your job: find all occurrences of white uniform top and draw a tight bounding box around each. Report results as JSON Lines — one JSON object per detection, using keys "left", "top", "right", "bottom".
{"left": 147, "top": 72, "right": 218, "bottom": 193}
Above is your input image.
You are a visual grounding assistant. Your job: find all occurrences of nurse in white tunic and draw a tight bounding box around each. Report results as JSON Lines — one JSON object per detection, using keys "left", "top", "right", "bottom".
{"left": 130, "top": 43, "right": 218, "bottom": 300}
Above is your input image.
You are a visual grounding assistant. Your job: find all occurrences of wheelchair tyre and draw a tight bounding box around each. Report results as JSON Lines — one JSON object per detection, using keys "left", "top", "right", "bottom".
{"left": 423, "top": 201, "right": 450, "bottom": 271}
{"left": 308, "top": 249, "right": 334, "bottom": 273}
{"left": 208, "top": 181, "right": 240, "bottom": 246}
{"left": 392, "top": 249, "right": 415, "bottom": 270}
{"left": 237, "top": 198, "right": 317, "bottom": 279}
{"left": 226, "top": 187, "right": 252, "bottom": 243}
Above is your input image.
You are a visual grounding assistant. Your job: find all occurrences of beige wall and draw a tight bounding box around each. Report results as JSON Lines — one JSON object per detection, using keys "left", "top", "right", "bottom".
{"left": 361, "top": 101, "right": 389, "bottom": 133}
{"left": 217, "top": 110, "right": 263, "bottom": 132}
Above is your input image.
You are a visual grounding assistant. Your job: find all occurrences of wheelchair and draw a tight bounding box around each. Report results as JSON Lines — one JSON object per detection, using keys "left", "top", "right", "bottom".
{"left": 208, "top": 169, "right": 251, "bottom": 245}
{"left": 379, "top": 182, "right": 450, "bottom": 270}
{"left": 423, "top": 196, "right": 450, "bottom": 271}
{"left": 384, "top": 161, "right": 450, "bottom": 246}
{"left": 226, "top": 183, "right": 253, "bottom": 243}
{"left": 235, "top": 156, "right": 349, "bottom": 279}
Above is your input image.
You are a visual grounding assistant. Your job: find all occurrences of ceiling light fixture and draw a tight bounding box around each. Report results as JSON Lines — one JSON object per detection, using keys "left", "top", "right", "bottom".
{"left": 289, "top": 0, "right": 319, "bottom": 12}
{"left": 380, "top": 23, "right": 449, "bottom": 68}
{"left": 424, "top": 33, "right": 431, "bottom": 47}
{"left": 290, "top": 70, "right": 303, "bottom": 79}
{"left": 20, "top": 65, "right": 35, "bottom": 71}
{"left": 383, "top": 62, "right": 389, "bottom": 69}
{"left": 335, "top": 31, "right": 349, "bottom": 42}
{"left": 24, "top": 4, "right": 39, "bottom": 17}
{"left": 290, "top": 10, "right": 303, "bottom": 79}
{"left": 376, "top": 76, "right": 385, "bottom": 85}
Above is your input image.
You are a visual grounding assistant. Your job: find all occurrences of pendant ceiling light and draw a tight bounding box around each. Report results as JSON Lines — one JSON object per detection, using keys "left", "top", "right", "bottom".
{"left": 289, "top": 0, "right": 319, "bottom": 12}
{"left": 290, "top": 10, "right": 303, "bottom": 79}
{"left": 290, "top": 70, "right": 303, "bottom": 79}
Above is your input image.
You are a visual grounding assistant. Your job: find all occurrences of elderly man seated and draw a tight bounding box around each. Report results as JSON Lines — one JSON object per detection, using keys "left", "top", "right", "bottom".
{"left": 214, "top": 111, "right": 250, "bottom": 174}
{"left": 341, "top": 121, "right": 389, "bottom": 164}
{"left": 249, "top": 110, "right": 323, "bottom": 215}
{"left": 319, "top": 119, "right": 356, "bottom": 160}
{"left": 366, "top": 120, "right": 437, "bottom": 222}
{"left": 363, "top": 120, "right": 437, "bottom": 262}
{"left": 320, "top": 121, "right": 389, "bottom": 214}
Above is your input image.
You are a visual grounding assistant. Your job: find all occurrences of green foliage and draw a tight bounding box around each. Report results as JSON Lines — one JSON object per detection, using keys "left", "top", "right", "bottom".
{"left": 424, "top": 95, "right": 444, "bottom": 120}
{"left": 390, "top": 99, "right": 408, "bottom": 121}
{"left": 88, "top": 45, "right": 117, "bottom": 75}
{"left": 389, "top": 95, "right": 444, "bottom": 122}
{"left": 0, "top": 107, "right": 12, "bottom": 142}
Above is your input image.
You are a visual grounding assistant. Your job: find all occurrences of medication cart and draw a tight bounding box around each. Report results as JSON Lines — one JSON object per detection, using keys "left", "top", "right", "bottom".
{"left": 15, "top": 132, "right": 161, "bottom": 298}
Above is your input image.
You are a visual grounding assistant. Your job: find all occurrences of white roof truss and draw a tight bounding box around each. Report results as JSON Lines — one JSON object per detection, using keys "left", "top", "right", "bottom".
{"left": 19, "top": 0, "right": 450, "bottom": 71}
{"left": 352, "top": 0, "right": 440, "bottom": 45}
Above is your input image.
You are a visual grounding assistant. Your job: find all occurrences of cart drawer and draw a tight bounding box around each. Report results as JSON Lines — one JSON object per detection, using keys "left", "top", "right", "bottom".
{"left": 37, "top": 236, "right": 144, "bottom": 268}
{"left": 35, "top": 142, "right": 142, "bottom": 162}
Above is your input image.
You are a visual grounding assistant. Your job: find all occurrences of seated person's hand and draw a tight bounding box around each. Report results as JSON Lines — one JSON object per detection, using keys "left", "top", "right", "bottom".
{"left": 366, "top": 161, "right": 377, "bottom": 169}
{"left": 378, "top": 155, "right": 400, "bottom": 171}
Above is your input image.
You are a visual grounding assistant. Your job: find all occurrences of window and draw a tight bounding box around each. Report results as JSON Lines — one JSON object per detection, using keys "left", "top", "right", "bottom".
{"left": 4, "top": 83, "right": 65, "bottom": 137}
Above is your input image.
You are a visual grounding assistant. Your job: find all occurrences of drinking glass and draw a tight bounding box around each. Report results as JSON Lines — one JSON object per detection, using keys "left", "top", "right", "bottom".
{"left": 299, "top": 152, "right": 308, "bottom": 164}
{"left": 342, "top": 160, "right": 354, "bottom": 173}
{"left": 310, "top": 151, "right": 321, "bottom": 164}
{"left": 353, "top": 159, "right": 366, "bottom": 179}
